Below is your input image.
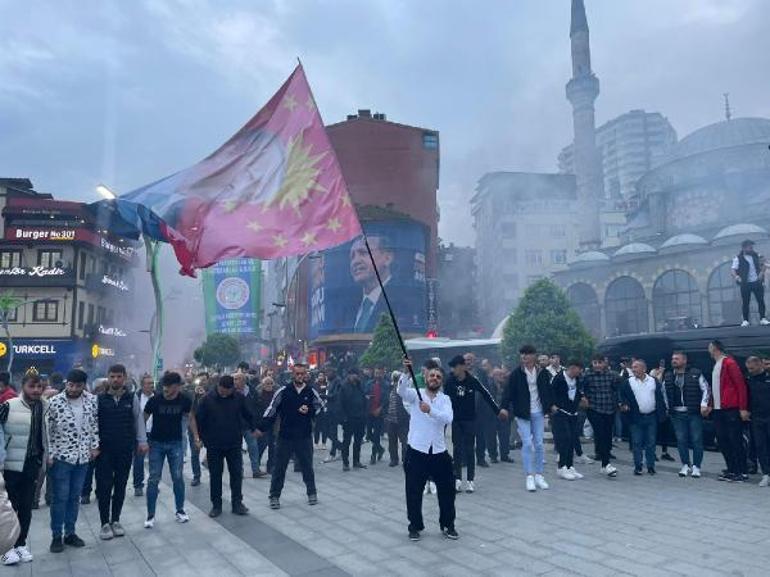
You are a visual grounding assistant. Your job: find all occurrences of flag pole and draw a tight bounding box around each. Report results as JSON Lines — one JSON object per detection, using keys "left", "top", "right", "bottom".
{"left": 144, "top": 235, "right": 164, "bottom": 385}
{"left": 363, "top": 237, "right": 423, "bottom": 402}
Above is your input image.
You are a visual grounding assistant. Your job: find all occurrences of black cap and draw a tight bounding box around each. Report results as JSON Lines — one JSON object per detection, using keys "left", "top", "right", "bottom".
{"left": 742, "top": 239, "right": 755, "bottom": 248}
{"left": 219, "top": 375, "right": 235, "bottom": 389}
{"left": 448, "top": 355, "right": 466, "bottom": 368}
{"left": 66, "top": 369, "right": 88, "bottom": 384}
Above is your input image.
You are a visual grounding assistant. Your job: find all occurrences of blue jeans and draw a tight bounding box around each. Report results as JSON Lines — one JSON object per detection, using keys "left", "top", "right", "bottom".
{"left": 670, "top": 411, "right": 704, "bottom": 467}
{"left": 49, "top": 459, "right": 89, "bottom": 538}
{"left": 631, "top": 413, "right": 658, "bottom": 469}
{"left": 147, "top": 440, "right": 185, "bottom": 518}
{"left": 243, "top": 431, "right": 260, "bottom": 475}
{"left": 516, "top": 412, "right": 545, "bottom": 475}
{"left": 258, "top": 429, "right": 275, "bottom": 473}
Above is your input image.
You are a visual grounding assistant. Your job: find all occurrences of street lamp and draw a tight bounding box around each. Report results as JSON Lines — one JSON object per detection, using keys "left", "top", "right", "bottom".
{"left": 96, "top": 184, "right": 117, "bottom": 200}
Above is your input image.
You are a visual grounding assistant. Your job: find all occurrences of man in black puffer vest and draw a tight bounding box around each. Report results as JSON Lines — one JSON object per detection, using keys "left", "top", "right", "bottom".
{"left": 731, "top": 239, "right": 769, "bottom": 327}
{"left": 663, "top": 351, "right": 710, "bottom": 478}
{"left": 95, "top": 365, "right": 148, "bottom": 540}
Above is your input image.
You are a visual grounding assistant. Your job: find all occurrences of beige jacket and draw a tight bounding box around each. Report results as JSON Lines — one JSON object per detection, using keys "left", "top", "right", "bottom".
{"left": 0, "top": 474, "right": 20, "bottom": 554}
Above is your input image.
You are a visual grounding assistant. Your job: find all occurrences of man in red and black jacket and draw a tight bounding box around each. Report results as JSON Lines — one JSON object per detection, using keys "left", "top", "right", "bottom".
{"left": 707, "top": 340, "right": 750, "bottom": 482}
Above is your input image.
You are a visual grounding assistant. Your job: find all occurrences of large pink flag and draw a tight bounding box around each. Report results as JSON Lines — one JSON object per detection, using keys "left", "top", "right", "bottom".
{"left": 112, "top": 64, "right": 361, "bottom": 275}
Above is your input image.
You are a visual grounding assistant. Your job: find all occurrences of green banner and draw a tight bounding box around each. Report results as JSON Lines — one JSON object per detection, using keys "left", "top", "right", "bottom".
{"left": 201, "top": 259, "right": 261, "bottom": 336}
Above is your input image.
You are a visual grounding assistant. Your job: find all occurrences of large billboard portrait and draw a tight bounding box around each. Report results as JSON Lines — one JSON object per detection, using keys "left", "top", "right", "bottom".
{"left": 309, "top": 220, "right": 427, "bottom": 338}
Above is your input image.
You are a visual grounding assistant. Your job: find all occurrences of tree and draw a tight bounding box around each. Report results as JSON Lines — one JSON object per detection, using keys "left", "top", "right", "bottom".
{"left": 0, "top": 292, "right": 28, "bottom": 373}
{"left": 193, "top": 333, "right": 241, "bottom": 369}
{"left": 501, "top": 278, "right": 594, "bottom": 365}
{"left": 360, "top": 313, "right": 404, "bottom": 371}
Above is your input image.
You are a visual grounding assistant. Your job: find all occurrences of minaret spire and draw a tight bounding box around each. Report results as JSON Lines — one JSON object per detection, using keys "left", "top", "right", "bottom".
{"left": 567, "top": 0, "right": 604, "bottom": 251}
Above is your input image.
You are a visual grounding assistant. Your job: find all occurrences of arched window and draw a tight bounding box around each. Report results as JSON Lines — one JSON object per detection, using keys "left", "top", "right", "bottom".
{"left": 708, "top": 262, "right": 751, "bottom": 325}
{"left": 605, "top": 276, "right": 648, "bottom": 336}
{"left": 567, "top": 283, "right": 600, "bottom": 337}
{"left": 652, "top": 270, "right": 701, "bottom": 331}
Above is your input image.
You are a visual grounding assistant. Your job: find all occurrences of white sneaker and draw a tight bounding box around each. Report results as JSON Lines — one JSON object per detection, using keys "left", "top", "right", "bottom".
{"left": 759, "top": 475, "right": 770, "bottom": 487}
{"left": 465, "top": 480, "right": 475, "bottom": 493}
{"left": 423, "top": 483, "right": 430, "bottom": 495}
{"left": 741, "top": 320, "right": 750, "bottom": 327}
{"left": 526, "top": 475, "right": 536, "bottom": 492}
{"left": 455, "top": 479, "right": 463, "bottom": 492}
{"left": 557, "top": 466, "right": 575, "bottom": 480}
{"left": 15, "top": 546, "right": 32, "bottom": 563}
{"left": 175, "top": 511, "right": 190, "bottom": 523}
{"left": 111, "top": 522, "right": 126, "bottom": 537}
{"left": 602, "top": 464, "right": 618, "bottom": 477}
{"left": 144, "top": 517, "right": 155, "bottom": 529}
{"left": 535, "top": 474, "right": 550, "bottom": 489}
{"left": 100, "top": 523, "right": 114, "bottom": 540}
{"left": 691, "top": 466, "right": 701, "bottom": 478}
{"left": 322, "top": 454, "right": 338, "bottom": 463}
{"left": 679, "top": 465, "right": 690, "bottom": 477}
{"left": 568, "top": 466, "right": 583, "bottom": 479}
{"left": 1, "top": 548, "right": 21, "bottom": 566}
{"left": 428, "top": 481, "right": 437, "bottom": 494}
{"left": 761, "top": 318, "right": 770, "bottom": 326}
{"left": 577, "top": 454, "right": 594, "bottom": 465}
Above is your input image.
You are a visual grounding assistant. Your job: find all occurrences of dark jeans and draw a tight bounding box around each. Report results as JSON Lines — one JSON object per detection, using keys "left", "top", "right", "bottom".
{"left": 386, "top": 420, "right": 409, "bottom": 465}
{"left": 50, "top": 459, "right": 89, "bottom": 538}
{"left": 133, "top": 449, "right": 146, "bottom": 489}
{"left": 475, "top": 413, "right": 499, "bottom": 461}
{"left": 314, "top": 411, "right": 328, "bottom": 445}
{"left": 189, "top": 430, "right": 202, "bottom": 480}
{"left": 342, "top": 419, "right": 366, "bottom": 466}
{"left": 752, "top": 416, "right": 770, "bottom": 474}
{"left": 630, "top": 413, "right": 657, "bottom": 469}
{"left": 81, "top": 459, "right": 96, "bottom": 498}
{"left": 740, "top": 280, "right": 766, "bottom": 321}
{"left": 207, "top": 446, "right": 243, "bottom": 508}
{"left": 367, "top": 415, "right": 384, "bottom": 460}
{"left": 95, "top": 447, "right": 133, "bottom": 525}
{"left": 670, "top": 411, "right": 704, "bottom": 467}
{"left": 326, "top": 416, "right": 342, "bottom": 457}
{"left": 269, "top": 436, "right": 316, "bottom": 498}
{"left": 452, "top": 419, "right": 476, "bottom": 481}
{"left": 4, "top": 458, "right": 41, "bottom": 547}
{"left": 243, "top": 431, "right": 260, "bottom": 475}
{"left": 713, "top": 409, "right": 746, "bottom": 475}
{"left": 587, "top": 410, "right": 615, "bottom": 467}
{"left": 147, "top": 440, "right": 185, "bottom": 518}
{"left": 572, "top": 411, "right": 585, "bottom": 457}
{"left": 257, "top": 429, "right": 275, "bottom": 473}
{"left": 552, "top": 412, "right": 577, "bottom": 469}
{"left": 404, "top": 446, "right": 455, "bottom": 533}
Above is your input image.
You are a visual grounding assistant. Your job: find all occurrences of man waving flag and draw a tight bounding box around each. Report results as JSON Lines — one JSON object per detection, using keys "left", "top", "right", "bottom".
{"left": 93, "top": 64, "right": 361, "bottom": 275}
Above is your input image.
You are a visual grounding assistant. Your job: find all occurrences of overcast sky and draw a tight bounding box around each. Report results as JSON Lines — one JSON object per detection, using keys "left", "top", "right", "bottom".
{"left": 2, "top": 0, "right": 769, "bottom": 248}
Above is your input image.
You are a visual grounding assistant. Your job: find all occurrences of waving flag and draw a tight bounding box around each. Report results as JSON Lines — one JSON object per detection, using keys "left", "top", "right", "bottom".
{"left": 95, "top": 64, "right": 361, "bottom": 276}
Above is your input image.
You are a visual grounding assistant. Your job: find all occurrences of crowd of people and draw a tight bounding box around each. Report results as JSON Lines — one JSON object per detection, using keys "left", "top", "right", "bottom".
{"left": 1, "top": 336, "right": 769, "bottom": 559}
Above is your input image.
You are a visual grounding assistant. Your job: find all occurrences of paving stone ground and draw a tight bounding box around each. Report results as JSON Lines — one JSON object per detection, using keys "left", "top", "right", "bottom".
{"left": 6, "top": 439, "right": 770, "bottom": 577}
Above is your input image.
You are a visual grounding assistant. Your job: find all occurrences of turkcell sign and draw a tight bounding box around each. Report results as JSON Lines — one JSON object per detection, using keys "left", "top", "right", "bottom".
{"left": 1, "top": 343, "right": 58, "bottom": 356}
{"left": 201, "top": 258, "right": 261, "bottom": 335}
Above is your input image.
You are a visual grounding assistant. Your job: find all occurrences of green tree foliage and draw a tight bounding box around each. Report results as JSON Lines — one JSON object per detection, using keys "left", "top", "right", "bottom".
{"left": 0, "top": 293, "right": 26, "bottom": 373}
{"left": 501, "top": 278, "right": 594, "bottom": 365}
{"left": 360, "top": 313, "right": 404, "bottom": 371}
{"left": 193, "top": 332, "right": 241, "bottom": 369}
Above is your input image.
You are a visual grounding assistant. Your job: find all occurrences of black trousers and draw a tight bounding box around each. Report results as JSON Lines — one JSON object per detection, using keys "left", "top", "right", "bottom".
{"left": 740, "top": 280, "right": 766, "bottom": 321}
{"left": 404, "top": 446, "right": 455, "bottom": 533}
{"left": 752, "top": 417, "right": 770, "bottom": 475}
{"left": 587, "top": 410, "right": 615, "bottom": 467}
{"left": 572, "top": 411, "right": 585, "bottom": 457}
{"left": 207, "top": 446, "right": 243, "bottom": 508}
{"left": 4, "top": 458, "right": 41, "bottom": 547}
{"left": 342, "top": 419, "right": 365, "bottom": 466}
{"left": 366, "top": 415, "right": 384, "bottom": 459}
{"left": 95, "top": 447, "right": 133, "bottom": 525}
{"left": 269, "top": 437, "right": 316, "bottom": 498}
{"left": 313, "top": 411, "right": 328, "bottom": 445}
{"left": 81, "top": 459, "right": 96, "bottom": 498}
{"left": 386, "top": 420, "right": 408, "bottom": 465}
{"left": 552, "top": 412, "right": 577, "bottom": 469}
{"left": 475, "top": 413, "right": 499, "bottom": 461}
{"left": 326, "top": 415, "right": 342, "bottom": 457}
{"left": 452, "top": 419, "right": 476, "bottom": 481}
{"left": 714, "top": 409, "right": 747, "bottom": 475}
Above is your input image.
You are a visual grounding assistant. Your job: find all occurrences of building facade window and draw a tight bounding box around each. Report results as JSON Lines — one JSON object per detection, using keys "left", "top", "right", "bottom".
{"left": 525, "top": 250, "right": 543, "bottom": 266}
{"left": 708, "top": 261, "right": 751, "bottom": 325}
{"left": 567, "top": 283, "right": 600, "bottom": 336}
{"left": 33, "top": 300, "right": 59, "bottom": 322}
{"left": 550, "top": 250, "right": 567, "bottom": 265}
{"left": 3, "top": 306, "right": 18, "bottom": 322}
{"left": 87, "top": 303, "right": 95, "bottom": 325}
{"left": 0, "top": 250, "right": 22, "bottom": 269}
{"left": 422, "top": 132, "right": 438, "bottom": 149}
{"left": 652, "top": 269, "right": 701, "bottom": 331}
{"left": 78, "top": 301, "right": 85, "bottom": 330}
{"left": 79, "top": 252, "right": 87, "bottom": 280}
{"left": 605, "top": 276, "right": 648, "bottom": 336}
{"left": 38, "top": 250, "right": 63, "bottom": 268}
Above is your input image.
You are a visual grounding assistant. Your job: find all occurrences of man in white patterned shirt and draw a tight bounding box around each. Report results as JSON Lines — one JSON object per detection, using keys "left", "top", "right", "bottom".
{"left": 398, "top": 360, "right": 457, "bottom": 542}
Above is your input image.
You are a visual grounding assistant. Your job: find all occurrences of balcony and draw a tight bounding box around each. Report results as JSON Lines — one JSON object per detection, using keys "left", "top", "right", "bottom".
{"left": 0, "top": 266, "right": 75, "bottom": 287}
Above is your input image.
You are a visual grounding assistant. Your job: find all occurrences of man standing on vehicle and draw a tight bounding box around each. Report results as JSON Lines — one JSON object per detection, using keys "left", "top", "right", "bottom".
{"left": 732, "top": 239, "right": 770, "bottom": 327}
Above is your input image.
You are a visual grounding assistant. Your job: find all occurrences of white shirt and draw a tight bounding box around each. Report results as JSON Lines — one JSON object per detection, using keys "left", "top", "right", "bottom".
{"left": 140, "top": 392, "right": 153, "bottom": 433}
{"left": 712, "top": 357, "right": 724, "bottom": 410}
{"left": 397, "top": 374, "right": 453, "bottom": 454}
{"left": 524, "top": 366, "right": 542, "bottom": 413}
{"left": 68, "top": 396, "right": 85, "bottom": 433}
{"left": 547, "top": 365, "right": 562, "bottom": 379}
{"left": 564, "top": 374, "right": 577, "bottom": 402}
{"left": 732, "top": 254, "right": 759, "bottom": 282}
{"left": 629, "top": 374, "right": 657, "bottom": 414}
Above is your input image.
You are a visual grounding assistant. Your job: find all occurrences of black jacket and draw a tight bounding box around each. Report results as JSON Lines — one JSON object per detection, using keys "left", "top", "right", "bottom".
{"left": 340, "top": 377, "right": 368, "bottom": 422}
{"left": 551, "top": 372, "right": 583, "bottom": 415}
{"left": 501, "top": 366, "right": 553, "bottom": 420}
{"left": 619, "top": 376, "right": 667, "bottom": 421}
{"left": 259, "top": 384, "right": 323, "bottom": 440}
{"left": 237, "top": 385, "right": 262, "bottom": 431}
{"left": 747, "top": 371, "right": 770, "bottom": 419}
{"left": 444, "top": 372, "right": 499, "bottom": 422}
{"left": 196, "top": 390, "right": 256, "bottom": 450}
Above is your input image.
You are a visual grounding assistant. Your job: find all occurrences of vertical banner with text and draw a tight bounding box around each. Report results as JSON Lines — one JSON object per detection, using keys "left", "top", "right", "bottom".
{"left": 202, "top": 259, "right": 262, "bottom": 335}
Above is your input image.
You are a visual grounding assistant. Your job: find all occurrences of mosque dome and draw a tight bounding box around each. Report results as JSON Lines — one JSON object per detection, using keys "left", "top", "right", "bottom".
{"left": 659, "top": 233, "right": 708, "bottom": 253}
{"left": 613, "top": 242, "right": 656, "bottom": 262}
{"left": 666, "top": 118, "right": 770, "bottom": 162}
{"left": 712, "top": 223, "right": 769, "bottom": 246}
{"left": 568, "top": 250, "right": 610, "bottom": 269}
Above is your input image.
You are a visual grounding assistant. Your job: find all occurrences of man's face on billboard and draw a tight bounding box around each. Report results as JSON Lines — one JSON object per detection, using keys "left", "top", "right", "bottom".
{"left": 350, "top": 236, "right": 393, "bottom": 291}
